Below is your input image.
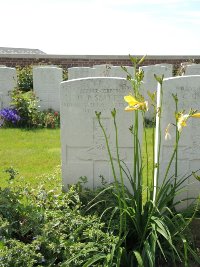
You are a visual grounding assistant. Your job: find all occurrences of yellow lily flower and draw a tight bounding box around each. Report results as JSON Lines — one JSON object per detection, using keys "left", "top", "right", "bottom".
{"left": 177, "top": 111, "right": 200, "bottom": 132}
{"left": 177, "top": 113, "right": 189, "bottom": 132}
{"left": 124, "top": 95, "right": 148, "bottom": 111}
{"left": 191, "top": 112, "right": 200, "bottom": 118}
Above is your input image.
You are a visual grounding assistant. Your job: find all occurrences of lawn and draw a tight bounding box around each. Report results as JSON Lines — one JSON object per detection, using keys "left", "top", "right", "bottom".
{"left": 0, "top": 127, "right": 154, "bottom": 189}
{"left": 0, "top": 128, "right": 61, "bottom": 188}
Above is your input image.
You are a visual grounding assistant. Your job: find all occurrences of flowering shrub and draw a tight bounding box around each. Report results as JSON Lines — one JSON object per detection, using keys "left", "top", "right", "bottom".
{"left": 11, "top": 88, "right": 40, "bottom": 128}
{"left": 0, "top": 108, "right": 20, "bottom": 127}
{"left": 43, "top": 110, "right": 60, "bottom": 128}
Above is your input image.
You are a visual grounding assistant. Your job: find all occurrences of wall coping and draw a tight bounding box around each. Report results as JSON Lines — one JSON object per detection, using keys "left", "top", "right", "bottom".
{"left": 0, "top": 54, "right": 200, "bottom": 60}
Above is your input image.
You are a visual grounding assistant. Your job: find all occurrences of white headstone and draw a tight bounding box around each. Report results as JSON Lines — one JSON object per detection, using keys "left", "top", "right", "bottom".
{"left": 33, "top": 66, "right": 63, "bottom": 111}
{"left": 109, "top": 66, "right": 134, "bottom": 78}
{"left": 68, "top": 67, "right": 95, "bottom": 80}
{"left": 93, "top": 64, "right": 113, "bottom": 77}
{"left": 155, "top": 63, "right": 173, "bottom": 73}
{"left": 93, "top": 64, "right": 134, "bottom": 78}
{"left": 184, "top": 64, "right": 200, "bottom": 75}
{"left": 68, "top": 65, "right": 134, "bottom": 80}
{"left": 156, "top": 75, "right": 200, "bottom": 208}
{"left": 60, "top": 77, "right": 143, "bottom": 190}
{"left": 139, "top": 64, "right": 173, "bottom": 120}
{"left": 0, "top": 67, "right": 17, "bottom": 108}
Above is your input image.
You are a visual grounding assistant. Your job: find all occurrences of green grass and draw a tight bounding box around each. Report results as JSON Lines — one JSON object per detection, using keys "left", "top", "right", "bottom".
{"left": 0, "top": 128, "right": 61, "bottom": 188}
{"left": 0, "top": 127, "right": 154, "bottom": 189}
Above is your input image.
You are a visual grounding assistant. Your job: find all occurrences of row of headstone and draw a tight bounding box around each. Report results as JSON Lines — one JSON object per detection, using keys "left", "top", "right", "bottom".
{"left": 0, "top": 66, "right": 62, "bottom": 111}
{"left": 68, "top": 64, "right": 134, "bottom": 79}
{"left": 1, "top": 63, "right": 200, "bottom": 112}
{"left": 68, "top": 64, "right": 174, "bottom": 120}
{"left": 0, "top": 63, "right": 199, "bottom": 209}
{"left": 60, "top": 72, "right": 200, "bottom": 209}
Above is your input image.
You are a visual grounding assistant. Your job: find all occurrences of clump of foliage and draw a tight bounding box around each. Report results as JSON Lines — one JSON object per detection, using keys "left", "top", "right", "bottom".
{"left": 4, "top": 166, "right": 19, "bottom": 181}
{"left": 16, "top": 65, "right": 33, "bottom": 92}
{"left": 63, "top": 68, "right": 68, "bottom": 81}
{"left": 0, "top": 184, "right": 118, "bottom": 266}
{"left": 10, "top": 88, "right": 40, "bottom": 128}
{"left": 6, "top": 89, "right": 60, "bottom": 129}
{"left": 38, "top": 109, "right": 60, "bottom": 128}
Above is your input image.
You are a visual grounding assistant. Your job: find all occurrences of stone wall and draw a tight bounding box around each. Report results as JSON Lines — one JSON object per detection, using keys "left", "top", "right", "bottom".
{"left": 0, "top": 54, "right": 200, "bottom": 73}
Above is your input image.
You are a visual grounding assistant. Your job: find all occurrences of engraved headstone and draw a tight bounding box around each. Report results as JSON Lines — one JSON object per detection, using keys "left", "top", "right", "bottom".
{"left": 93, "top": 64, "right": 134, "bottom": 78}
{"left": 184, "top": 64, "right": 200, "bottom": 75}
{"left": 155, "top": 76, "right": 200, "bottom": 208}
{"left": 60, "top": 77, "right": 143, "bottom": 190}
{"left": 33, "top": 66, "right": 63, "bottom": 111}
{"left": 109, "top": 66, "right": 134, "bottom": 78}
{"left": 139, "top": 64, "right": 173, "bottom": 120}
{"left": 0, "top": 67, "right": 17, "bottom": 108}
{"left": 93, "top": 64, "right": 113, "bottom": 77}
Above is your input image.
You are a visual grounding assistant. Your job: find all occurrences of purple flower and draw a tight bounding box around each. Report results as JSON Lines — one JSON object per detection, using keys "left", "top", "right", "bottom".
{"left": 0, "top": 108, "right": 20, "bottom": 127}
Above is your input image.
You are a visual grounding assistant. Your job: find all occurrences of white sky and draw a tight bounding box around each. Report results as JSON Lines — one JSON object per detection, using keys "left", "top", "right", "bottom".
{"left": 1, "top": 0, "right": 200, "bottom": 55}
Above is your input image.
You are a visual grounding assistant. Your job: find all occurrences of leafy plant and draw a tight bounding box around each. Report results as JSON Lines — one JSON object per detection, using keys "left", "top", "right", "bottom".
{"left": 4, "top": 166, "right": 19, "bottom": 181}
{"left": 39, "top": 109, "right": 60, "bottom": 128}
{"left": 0, "top": 184, "right": 118, "bottom": 266}
{"left": 91, "top": 55, "right": 200, "bottom": 266}
{"left": 10, "top": 88, "right": 40, "bottom": 128}
{"left": 16, "top": 65, "right": 33, "bottom": 92}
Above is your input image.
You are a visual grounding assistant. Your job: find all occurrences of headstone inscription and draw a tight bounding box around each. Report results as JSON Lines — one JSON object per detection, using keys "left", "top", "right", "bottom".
{"left": 60, "top": 77, "right": 143, "bottom": 190}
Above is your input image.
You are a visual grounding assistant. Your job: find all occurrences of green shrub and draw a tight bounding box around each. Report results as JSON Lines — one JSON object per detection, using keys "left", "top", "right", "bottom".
{"left": 38, "top": 109, "right": 60, "bottom": 128}
{"left": 9, "top": 89, "right": 60, "bottom": 129}
{"left": 0, "top": 239, "right": 44, "bottom": 267}
{"left": 16, "top": 65, "right": 33, "bottom": 92}
{"left": 10, "top": 88, "right": 40, "bottom": 128}
{"left": 0, "top": 185, "right": 118, "bottom": 266}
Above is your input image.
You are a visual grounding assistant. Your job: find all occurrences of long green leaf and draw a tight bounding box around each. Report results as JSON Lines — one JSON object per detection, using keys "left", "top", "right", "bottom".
{"left": 82, "top": 254, "right": 106, "bottom": 267}
{"left": 133, "top": 250, "right": 144, "bottom": 267}
{"left": 144, "top": 240, "right": 154, "bottom": 267}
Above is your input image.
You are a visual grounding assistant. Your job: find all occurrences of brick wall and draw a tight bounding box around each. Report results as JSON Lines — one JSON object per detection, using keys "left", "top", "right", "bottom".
{"left": 0, "top": 54, "right": 200, "bottom": 72}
